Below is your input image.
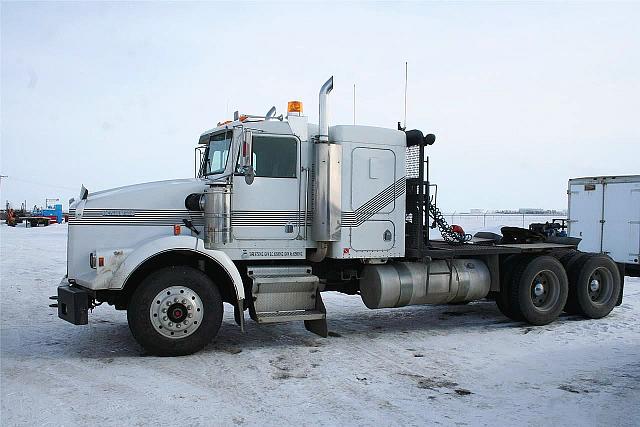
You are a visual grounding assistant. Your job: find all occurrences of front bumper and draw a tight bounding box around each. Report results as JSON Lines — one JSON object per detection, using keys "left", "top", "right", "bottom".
{"left": 57, "top": 279, "right": 91, "bottom": 325}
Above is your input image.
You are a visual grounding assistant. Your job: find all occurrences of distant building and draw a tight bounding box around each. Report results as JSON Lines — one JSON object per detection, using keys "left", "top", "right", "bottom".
{"left": 493, "top": 208, "right": 567, "bottom": 215}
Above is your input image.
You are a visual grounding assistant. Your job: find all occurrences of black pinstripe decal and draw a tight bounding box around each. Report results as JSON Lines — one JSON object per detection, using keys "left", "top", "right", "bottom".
{"left": 68, "top": 176, "right": 406, "bottom": 228}
{"left": 341, "top": 176, "right": 406, "bottom": 227}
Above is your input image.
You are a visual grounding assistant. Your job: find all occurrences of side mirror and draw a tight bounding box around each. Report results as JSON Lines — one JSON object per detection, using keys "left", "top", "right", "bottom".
{"left": 240, "top": 130, "right": 255, "bottom": 185}
{"left": 244, "top": 166, "right": 255, "bottom": 185}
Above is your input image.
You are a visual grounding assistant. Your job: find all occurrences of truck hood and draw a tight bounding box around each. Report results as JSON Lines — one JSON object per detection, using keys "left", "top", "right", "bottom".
{"left": 73, "top": 178, "right": 207, "bottom": 211}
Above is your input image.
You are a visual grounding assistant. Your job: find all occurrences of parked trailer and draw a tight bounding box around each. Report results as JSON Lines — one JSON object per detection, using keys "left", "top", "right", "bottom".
{"left": 21, "top": 216, "right": 51, "bottom": 227}
{"left": 52, "top": 77, "right": 623, "bottom": 356}
{"left": 567, "top": 175, "right": 640, "bottom": 277}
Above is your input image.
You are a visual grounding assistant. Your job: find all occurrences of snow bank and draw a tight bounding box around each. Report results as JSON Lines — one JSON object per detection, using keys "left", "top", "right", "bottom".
{"left": 1, "top": 224, "right": 638, "bottom": 426}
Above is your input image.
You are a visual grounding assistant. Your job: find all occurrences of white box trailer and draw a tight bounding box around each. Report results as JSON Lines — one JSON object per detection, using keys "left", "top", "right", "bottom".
{"left": 567, "top": 175, "right": 640, "bottom": 277}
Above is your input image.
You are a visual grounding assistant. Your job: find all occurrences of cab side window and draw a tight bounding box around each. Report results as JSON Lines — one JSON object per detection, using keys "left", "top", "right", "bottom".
{"left": 252, "top": 135, "right": 298, "bottom": 178}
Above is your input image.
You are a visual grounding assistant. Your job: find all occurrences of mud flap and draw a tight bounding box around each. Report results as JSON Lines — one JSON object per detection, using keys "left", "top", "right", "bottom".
{"left": 304, "top": 290, "right": 328, "bottom": 338}
{"left": 234, "top": 298, "right": 245, "bottom": 332}
{"left": 617, "top": 263, "right": 625, "bottom": 306}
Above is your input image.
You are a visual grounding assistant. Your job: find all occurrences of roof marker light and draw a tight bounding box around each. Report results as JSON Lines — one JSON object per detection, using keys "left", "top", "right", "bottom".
{"left": 287, "top": 101, "right": 303, "bottom": 115}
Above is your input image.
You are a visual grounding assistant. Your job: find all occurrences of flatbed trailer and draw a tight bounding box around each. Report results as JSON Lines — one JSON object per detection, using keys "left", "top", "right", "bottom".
{"left": 20, "top": 216, "right": 51, "bottom": 227}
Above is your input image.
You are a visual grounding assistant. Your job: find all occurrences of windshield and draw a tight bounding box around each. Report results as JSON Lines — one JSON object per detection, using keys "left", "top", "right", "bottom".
{"left": 200, "top": 130, "right": 233, "bottom": 177}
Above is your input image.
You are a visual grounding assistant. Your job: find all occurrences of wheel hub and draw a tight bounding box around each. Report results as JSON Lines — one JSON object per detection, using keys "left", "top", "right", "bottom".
{"left": 530, "top": 271, "right": 557, "bottom": 309}
{"left": 150, "top": 286, "right": 204, "bottom": 339}
{"left": 587, "top": 268, "right": 614, "bottom": 303}
{"left": 168, "top": 303, "right": 188, "bottom": 323}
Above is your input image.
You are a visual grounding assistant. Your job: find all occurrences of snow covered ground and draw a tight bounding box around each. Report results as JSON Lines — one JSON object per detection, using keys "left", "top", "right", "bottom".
{"left": 1, "top": 224, "right": 639, "bottom": 426}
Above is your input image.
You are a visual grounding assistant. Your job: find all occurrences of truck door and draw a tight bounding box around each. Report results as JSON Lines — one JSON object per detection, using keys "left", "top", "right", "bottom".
{"left": 568, "top": 182, "right": 603, "bottom": 252}
{"left": 602, "top": 182, "right": 640, "bottom": 263}
{"left": 232, "top": 133, "right": 302, "bottom": 240}
{"left": 348, "top": 147, "right": 397, "bottom": 251}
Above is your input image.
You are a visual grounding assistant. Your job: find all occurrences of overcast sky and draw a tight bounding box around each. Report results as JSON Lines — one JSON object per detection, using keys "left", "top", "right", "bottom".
{"left": 1, "top": 1, "right": 639, "bottom": 212}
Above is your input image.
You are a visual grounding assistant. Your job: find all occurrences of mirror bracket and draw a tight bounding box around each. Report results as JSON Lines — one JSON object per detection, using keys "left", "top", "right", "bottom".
{"left": 240, "top": 130, "right": 254, "bottom": 185}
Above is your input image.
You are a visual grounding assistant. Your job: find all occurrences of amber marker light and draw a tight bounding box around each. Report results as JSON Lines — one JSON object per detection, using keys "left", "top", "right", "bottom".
{"left": 287, "top": 101, "right": 303, "bottom": 114}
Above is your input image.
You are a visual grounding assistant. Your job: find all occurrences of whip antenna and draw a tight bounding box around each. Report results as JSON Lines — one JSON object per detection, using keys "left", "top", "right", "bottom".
{"left": 353, "top": 83, "right": 356, "bottom": 125}
{"left": 403, "top": 61, "right": 408, "bottom": 129}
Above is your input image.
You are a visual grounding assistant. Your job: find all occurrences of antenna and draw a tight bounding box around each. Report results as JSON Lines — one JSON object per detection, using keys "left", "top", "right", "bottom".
{"left": 403, "top": 61, "right": 408, "bottom": 129}
{"left": 353, "top": 83, "right": 356, "bottom": 125}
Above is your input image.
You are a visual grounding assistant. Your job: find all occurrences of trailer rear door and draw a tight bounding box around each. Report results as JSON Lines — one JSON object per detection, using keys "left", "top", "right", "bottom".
{"left": 568, "top": 181, "right": 603, "bottom": 252}
{"left": 632, "top": 188, "right": 640, "bottom": 265}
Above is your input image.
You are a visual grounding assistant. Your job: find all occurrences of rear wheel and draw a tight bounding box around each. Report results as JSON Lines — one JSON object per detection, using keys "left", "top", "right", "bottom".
{"left": 566, "top": 254, "right": 621, "bottom": 319}
{"left": 127, "top": 266, "right": 223, "bottom": 356}
{"left": 549, "top": 249, "right": 582, "bottom": 269}
{"left": 495, "top": 255, "right": 530, "bottom": 321}
{"left": 509, "top": 256, "right": 568, "bottom": 325}
{"left": 549, "top": 249, "right": 584, "bottom": 314}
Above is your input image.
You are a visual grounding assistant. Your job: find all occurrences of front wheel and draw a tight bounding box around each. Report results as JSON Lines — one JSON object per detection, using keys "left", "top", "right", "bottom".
{"left": 127, "top": 266, "right": 223, "bottom": 356}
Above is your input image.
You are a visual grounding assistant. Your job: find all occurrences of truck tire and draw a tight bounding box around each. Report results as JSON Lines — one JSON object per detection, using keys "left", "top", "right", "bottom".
{"left": 549, "top": 249, "right": 582, "bottom": 269}
{"left": 495, "top": 255, "right": 530, "bottom": 321}
{"left": 566, "top": 254, "right": 621, "bottom": 319}
{"left": 509, "top": 255, "right": 568, "bottom": 326}
{"left": 547, "top": 249, "right": 583, "bottom": 314}
{"left": 548, "top": 249, "right": 572, "bottom": 262}
{"left": 127, "top": 266, "right": 223, "bottom": 356}
{"left": 560, "top": 253, "right": 588, "bottom": 314}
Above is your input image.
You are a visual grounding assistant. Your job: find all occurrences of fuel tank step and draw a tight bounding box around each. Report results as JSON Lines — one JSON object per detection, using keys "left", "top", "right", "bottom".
{"left": 247, "top": 265, "right": 327, "bottom": 336}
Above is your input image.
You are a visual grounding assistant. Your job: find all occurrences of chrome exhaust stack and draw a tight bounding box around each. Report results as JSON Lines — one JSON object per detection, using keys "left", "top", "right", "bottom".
{"left": 310, "top": 76, "right": 342, "bottom": 260}
{"left": 318, "top": 76, "right": 333, "bottom": 142}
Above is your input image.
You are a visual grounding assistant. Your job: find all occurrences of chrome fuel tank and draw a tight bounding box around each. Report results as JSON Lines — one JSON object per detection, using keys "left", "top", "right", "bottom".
{"left": 360, "top": 259, "right": 491, "bottom": 309}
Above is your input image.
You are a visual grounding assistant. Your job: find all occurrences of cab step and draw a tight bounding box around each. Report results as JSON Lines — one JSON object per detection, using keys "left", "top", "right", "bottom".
{"left": 247, "top": 265, "right": 327, "bottom": 337}
{"left": 257, "top": 310, "right": 325, "bottom": 323}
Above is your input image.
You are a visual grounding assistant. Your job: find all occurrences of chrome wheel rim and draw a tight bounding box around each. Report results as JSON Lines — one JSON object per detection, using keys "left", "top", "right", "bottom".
{"left": 587, "top": 267, "right": 613, "bottom": 305}
{"left": 150, "top": 286, "right": 204, "bottom": 339}
{"left": 530, "top": 270, "right": 560, "bottom": 311}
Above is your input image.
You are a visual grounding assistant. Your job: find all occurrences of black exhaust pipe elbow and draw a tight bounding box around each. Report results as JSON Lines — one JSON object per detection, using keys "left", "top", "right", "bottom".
{"left": 405, "top": 129, "right": 436, "bottom": 147}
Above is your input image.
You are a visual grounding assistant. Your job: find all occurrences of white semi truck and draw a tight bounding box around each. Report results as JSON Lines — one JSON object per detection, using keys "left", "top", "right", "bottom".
{"left": 54, "top": 77, "right": 624, "bottom": 356}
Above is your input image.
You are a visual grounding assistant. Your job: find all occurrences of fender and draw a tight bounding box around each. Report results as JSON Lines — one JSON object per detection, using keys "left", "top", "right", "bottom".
{"left": 110, "top": 235, "right": 245, "bottom": 304}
